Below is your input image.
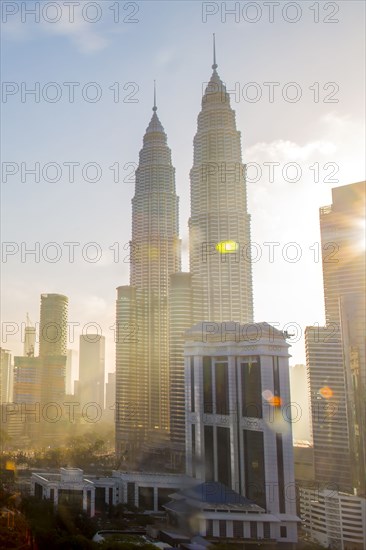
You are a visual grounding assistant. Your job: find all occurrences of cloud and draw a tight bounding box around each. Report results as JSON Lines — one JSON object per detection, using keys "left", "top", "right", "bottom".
{"left": 44, "top": 17, "right": 108, "bottom": 53}
{"left": 246, "top": 138, "right": 337, "bottom": 162}
{"left": 2, "top": 5, "right": 109, "bottom": 54}
{"left": 40, "top": 10, "right": 109, "bottom": 53}
{"left": 245, "top": 113, "right": 364, "bottom": 192}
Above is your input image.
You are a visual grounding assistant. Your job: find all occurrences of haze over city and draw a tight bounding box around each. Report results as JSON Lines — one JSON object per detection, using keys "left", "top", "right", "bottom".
{"left": 2, "top": 1, "right": 365, "bottom": 378}
{"left": 1, "top": 3, "right": 365, "bottom": 548}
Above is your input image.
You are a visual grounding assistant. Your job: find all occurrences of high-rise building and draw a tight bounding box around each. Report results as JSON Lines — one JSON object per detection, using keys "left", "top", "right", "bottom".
{"left": 79, "top": 335, "right": 105, "bottom": 409}
{"left": 184, "top": 321, "right": 298, "bottom": 544}
{"left": 305, "top": 182, "right": 365, "bottom": 494}
{"left": 115, "top": 93, "right": 181, "bottom": 463}
{"left": 0, "top": 348, "right": 13, "bottom": 404}
{"left": 105, "top": 371, "right": 116, "bottom": 423}
{"left": 305, "top": 326, "right": 350, "bottom": 489}
{"left": 66, "top": 349, "right": 73, "bottom": 395}
{"left": 339, "top": 292, "right": 366, "bottom": 496}
{"left": 289, "top": 364, "right": 311, "bottom": 442}
{"left": 13, "top": 354, "right": 41, "bottom": 441}
{"left": 168, "top": 41, "right": 255, "bottom": 455}
{"left": 189, "top": 43, "right": 253, "bottom": 325}
{"left": 12, "top": 295, "right": 69, "bottom": 443}
{"left": 320, "top": 182, "right": 365, "bottom": 327}
{"left": 302, "top": 182, "right": 365, "bottom": 548}
{"left": 39, "top": 293, "right": 68, "bottom": 357}
{"left": 13, "top": 356, "right": 41, "bottom": 405}
{"left": 300, "top": 488, "right": 366, "bottom": 548}
{"left": 39, "top": 294, "right": 68, "bottom": 407}
{"left": 105, "top": 371, "right": 116, "bottom": 411}
{"left": 169, "top": 272, "right": 192, "bottom": 452}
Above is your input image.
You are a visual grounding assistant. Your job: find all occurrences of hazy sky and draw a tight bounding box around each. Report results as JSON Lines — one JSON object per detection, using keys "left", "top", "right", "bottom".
{"left": 1, "top": 0, "right": 365, "bottom": 381}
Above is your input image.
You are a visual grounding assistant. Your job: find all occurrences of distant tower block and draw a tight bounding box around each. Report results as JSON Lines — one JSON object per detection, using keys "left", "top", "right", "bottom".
{"left": 38, "top": 294, "right": 68, "bottom": 423}
{"left": 79, "top": 335, "right": 105, "bottom": 409}
{"left": 39, "top": 294, "right": 68, "bottom": 357}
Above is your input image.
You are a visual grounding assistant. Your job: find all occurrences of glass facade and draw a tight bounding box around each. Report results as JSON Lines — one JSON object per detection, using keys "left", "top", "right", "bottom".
{"left": 204, "top": 425, "right": 214, "bottom": 481}
{"left": 241, "top": 357, "right": 262, "bottom": 418}
{"left": 215, "top": 362, "right": 229, "bottom": 415}
{"left": 203, "top": 357, "right": 213, "bottom": 413}
{"left": 243, "top": 429, "right": 266, "bottom": 509}
{"left": 217, "top": 426, "right": 231, "bottom": 487}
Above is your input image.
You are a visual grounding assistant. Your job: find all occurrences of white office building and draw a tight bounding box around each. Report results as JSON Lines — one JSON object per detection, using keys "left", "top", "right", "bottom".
{"left": 300, "top": 487, "right": 366, "bottom": 549}
{"left": 184, "top": 321, "right": 299, "bottom": 544}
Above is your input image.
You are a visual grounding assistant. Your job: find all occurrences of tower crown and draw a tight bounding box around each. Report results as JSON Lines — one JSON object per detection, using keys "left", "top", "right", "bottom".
{"left": 145, "top": 80, "right": 166, "bottom": 138}
{"left": 202, "top": 34, "right": 230, "bottom": 106}
{"left": 145, "top": 111, "right": 164, "bottom": 135}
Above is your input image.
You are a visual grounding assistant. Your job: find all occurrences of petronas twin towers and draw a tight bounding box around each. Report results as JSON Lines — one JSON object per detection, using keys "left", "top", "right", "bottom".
{"left": 116, "top": 40, "right": 253, "bottom": 466}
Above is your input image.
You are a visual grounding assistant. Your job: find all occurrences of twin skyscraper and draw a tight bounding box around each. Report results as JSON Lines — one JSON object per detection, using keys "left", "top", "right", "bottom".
{"left": 115, "top": 39, "right": 253, "bottom": 466}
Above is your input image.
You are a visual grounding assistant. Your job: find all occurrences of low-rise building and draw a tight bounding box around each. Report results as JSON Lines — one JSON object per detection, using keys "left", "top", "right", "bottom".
{"left": 112, "top": 471, "right": 197, "bottom": 512}
{"left": 31, "top": 468, "right": 120, "bottom": 517}
{"left": 164, "top": 481, "right": 279, "bottom": 544}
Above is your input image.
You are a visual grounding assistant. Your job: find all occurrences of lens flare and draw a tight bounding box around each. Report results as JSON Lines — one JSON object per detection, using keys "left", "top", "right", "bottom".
{"left": 262, "top": 389, "right": 273, "bottom": 401}
{"left": 319, "top": 386, "right": 333, "bottom": 399}
{"left": 262, "top": 389, "right": 282, "bottom": 406}
{"left": 215, "top": 240, "right": 239, "bottom": 254}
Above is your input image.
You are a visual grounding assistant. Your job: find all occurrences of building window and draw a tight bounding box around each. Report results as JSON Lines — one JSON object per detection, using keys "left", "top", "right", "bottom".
{"left": 273, "top": 356, "right": 280, "bottom": 398}
{"left": 206, "top": 519, "right": 213, "bottom": 537}
{"left": 243, "top": 430, "right": 266, "bottom": 509}
{"left": 34, "top": 483, "right": 42, "bottom": 500}
{"left": 217, "top": 426, "right": 231, "bottom": 487}
{"left": 280, "top": 525, "right": 287, "bottom": 538}
{"left": 215, "top": 362, "right": 229, "bottom": 414}
{"left": 190, "top": 357, "right": 195, "bottom": 412}
{"left": 219, "top": 520, "right": 226, "bottom": 537}
{"left": 87, "top": 490, "right": 91, "bottom": 516}
{"left": 58, "top": 489, "right": 83, "bottom": 509}
{"left": 250, "top": 521, "right": 258, "bottom": 538}
{"left": 233, "top": 521, "right": 243, "bottom": 538}
{"left": 204, "top": 425, "right": 214, "bottom": 481}
{"left": 241, "top": 358, "right": 262, "bottom": 418}
{"left": 95, "top": 487, "right": 106, "bottom": 513}
{"left": 263, "top": 522, "right": 271, "bottom": 539}
{"left": 138, "top": 486, "right": 154, "bottom": 511}
{"left": 127, "top": 482, "right": 135, "bottom": 507}
{"left": 203, "top": 357, "right": 213, "bottom": 413}
{"left": 191, "top": 424, "right": 196, "bottom": 477}
{"left": 276, "top": 433, "right": 285, "bottom": 513}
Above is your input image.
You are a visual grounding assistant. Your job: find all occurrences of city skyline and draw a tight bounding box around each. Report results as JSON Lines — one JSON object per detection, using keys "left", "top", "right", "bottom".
{"left": 2, "top": 1, "right": 365, "bottom": 375}
{"left": 1, "top": 4, "right": 365, "bottom": 545}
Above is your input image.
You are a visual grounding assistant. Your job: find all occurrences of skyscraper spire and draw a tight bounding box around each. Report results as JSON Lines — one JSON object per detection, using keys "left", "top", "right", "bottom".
{"left": 153, "top": 79, "right": 157, "bottom": 112}
{"left": 212, "top": 33, "right": 218, "bottom": 70}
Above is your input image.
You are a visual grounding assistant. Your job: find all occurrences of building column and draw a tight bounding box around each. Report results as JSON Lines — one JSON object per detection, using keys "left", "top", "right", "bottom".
{"left": 153, "top": 487, "right": 158, "bottom": 511}
{"left": 227, "top": 520, "right": 233, "bottom": 538}
{"left": 90, "top": 489, "right": 95, "bottom": 517}
{"left": 134, "top": 484, "right": 138, "bottom": 508}
{"left": 83, "top": 489, "right": 87, "bottom": 513}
